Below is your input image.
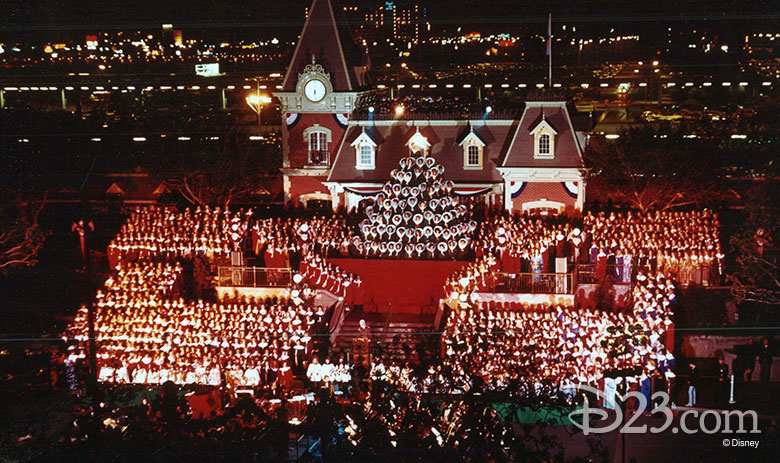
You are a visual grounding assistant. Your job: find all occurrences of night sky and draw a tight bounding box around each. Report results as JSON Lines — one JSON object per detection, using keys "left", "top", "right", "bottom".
{"left": 3, "top": 0, "right": 778, "bottom": 35}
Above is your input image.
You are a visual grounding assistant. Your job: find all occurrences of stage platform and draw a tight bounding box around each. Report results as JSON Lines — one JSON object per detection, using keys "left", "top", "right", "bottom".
{"left": 327, "top": 258, "right": 467, "bottom": 315}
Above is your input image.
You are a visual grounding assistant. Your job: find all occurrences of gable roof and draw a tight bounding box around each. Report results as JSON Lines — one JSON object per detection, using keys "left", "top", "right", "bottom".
{"left": 458, "top": 127, "right": 486, "bottom": 147}
{"left": 528, "top": 115, "right": 559, "bottom": 135}
{"left": 502, "top": 102, "right": 584, "bottom": 168}
{"left": 281, "top": 0, "right": 364, "bottom": 92}
{"left": 328, "top": 121, "right": 518, "bottom": 184}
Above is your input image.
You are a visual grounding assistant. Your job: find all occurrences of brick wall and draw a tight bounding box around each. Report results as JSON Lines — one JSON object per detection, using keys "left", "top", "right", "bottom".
{"left": 287, "top": 113, "right": 347, "bottom": 168}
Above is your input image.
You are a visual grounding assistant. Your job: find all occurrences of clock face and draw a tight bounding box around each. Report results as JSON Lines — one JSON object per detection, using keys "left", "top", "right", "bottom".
{"left": 304, "top": 79, "right": 327, "bottom": 102}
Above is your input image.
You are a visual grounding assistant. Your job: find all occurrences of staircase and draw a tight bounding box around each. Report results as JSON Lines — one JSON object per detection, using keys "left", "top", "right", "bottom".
{"left": 332, "top": 310, "right": 439, "bottom": 366}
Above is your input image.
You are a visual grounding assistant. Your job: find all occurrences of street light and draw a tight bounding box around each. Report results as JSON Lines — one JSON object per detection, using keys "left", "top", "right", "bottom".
{"left": 246, "top": 93, "right": 272, "bottom": 135}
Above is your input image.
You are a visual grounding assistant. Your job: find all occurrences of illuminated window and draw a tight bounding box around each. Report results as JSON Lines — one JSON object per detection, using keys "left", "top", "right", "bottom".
{"left": 459, "top": 129, "right": 485, "bottom": 169}
{"left": 303, "top": 124, "right": 332, "bottom": 165}
{"left": 351, "top": 129, "right": 377, "bottom": 170}
{"left": 359, "top": 144, "right": 374, "bottom": 168}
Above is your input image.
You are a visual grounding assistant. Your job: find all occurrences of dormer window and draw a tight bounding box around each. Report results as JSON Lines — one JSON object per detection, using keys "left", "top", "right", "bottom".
{"left": 530, "top": 116, "right": 558, "bottom": 159}
{"left": 303, "top": 124, "right": 332, "bottom": 165}
{"left": 406, "top": 129, "right": 431, "bottom": 155}
{"left": 351, "top": 129, "right": 377, "bottom": 170}
{"left": 459, "top": 128, "right": 485, "bottom": 169}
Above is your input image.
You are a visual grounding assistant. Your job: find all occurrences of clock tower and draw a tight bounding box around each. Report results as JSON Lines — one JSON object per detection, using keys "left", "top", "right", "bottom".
{"left": 274, "top": 0, "right": 368, "bottom": 207}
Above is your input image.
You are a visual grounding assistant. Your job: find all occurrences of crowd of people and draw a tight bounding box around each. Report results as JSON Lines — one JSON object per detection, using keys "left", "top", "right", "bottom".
{"left": 68, "top": 203, "right": 723, "bottom": 404}
{"left": 299, "top": 253, "right": 362, "bottom": 301}
{"left": 65, "top": 290, "right": 323, "bottom": 389}
{"left": 583, "top": 210, "right": 723, "bottom": 285}
{"left": 305, "top": 356, "right": 352, "bottom": 392}
{"left": 359, "top": 94, "right": 499, "bottom": 116}
{"left": 68, "top": 231, "right": 326, "bottom": 391}
{"left": 250, "top": 215, "right": 353, "bottom": 267}
{"left": 430, "top": 302, "right": 671, "bottom": 396}
{"left": 108, "top": 206, "right": 252, "bottom": 267}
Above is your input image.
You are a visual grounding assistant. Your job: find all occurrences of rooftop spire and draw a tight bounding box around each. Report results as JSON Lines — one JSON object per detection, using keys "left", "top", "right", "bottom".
{"left": 281, "top": 0, "right": 365, "bottom": 92}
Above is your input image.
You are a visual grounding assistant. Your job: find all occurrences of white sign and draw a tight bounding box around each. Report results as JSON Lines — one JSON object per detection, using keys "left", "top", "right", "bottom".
{"left": 195, "top": 63, "right": 220, "bottom": 77}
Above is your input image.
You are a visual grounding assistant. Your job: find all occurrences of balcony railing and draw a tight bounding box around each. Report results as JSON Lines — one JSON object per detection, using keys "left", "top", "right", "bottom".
{"left": 576, "top": 263, "right": 632, "bottom": 285}
{"left": 307, "top": 150, "right": 330, "bottom": 166}
{"left": 216, "top": 266, "right": 292, "bottom": 288}
{"left": 488, "top": 272, "right": 574, "bottom": 295}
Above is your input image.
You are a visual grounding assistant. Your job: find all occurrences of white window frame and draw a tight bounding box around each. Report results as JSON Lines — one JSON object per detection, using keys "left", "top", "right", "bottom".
{"left": 351, "top": 130, "right": 377, "bottom": 170}
{"left": 357, "top": 144, "right": 375, "bottom": 169}
{"left": 466, "top": 144, "right": 481, "bottom": 167}
{"left": 538, "top": 133, "right": 551, "bottom": 156}
{"left": 302, "top": 124, "right": 333, "bottom": 165}
{"left": 530, "top": 119, "right": 557, "bottom": 159}
{"left": 459, "top": 130, "right": 485, "bottom": 169}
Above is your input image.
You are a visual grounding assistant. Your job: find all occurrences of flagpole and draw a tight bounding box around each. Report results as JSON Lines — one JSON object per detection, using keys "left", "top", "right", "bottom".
{"left": 548, "top": 13, "right": 552, "bottom": 89}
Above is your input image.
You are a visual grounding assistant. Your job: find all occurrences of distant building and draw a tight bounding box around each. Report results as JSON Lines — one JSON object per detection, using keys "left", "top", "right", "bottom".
{"left": 275, "top": 0, "right": 587, "bottom": 215}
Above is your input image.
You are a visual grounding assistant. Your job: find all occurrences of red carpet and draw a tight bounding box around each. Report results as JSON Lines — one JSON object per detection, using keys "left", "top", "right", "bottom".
{"left": 327, "top": 258, "right": 467, "bottom": 314}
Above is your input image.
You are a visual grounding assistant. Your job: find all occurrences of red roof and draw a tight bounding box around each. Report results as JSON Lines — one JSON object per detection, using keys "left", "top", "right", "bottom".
{"left": 281, "top": 0, "right": 364, "bottom": 92}
{"left": 328, "top": 121, "right": 518, "bottom": 184}
{"left": 502, "top": 102, "right": 585, "bottom": 168}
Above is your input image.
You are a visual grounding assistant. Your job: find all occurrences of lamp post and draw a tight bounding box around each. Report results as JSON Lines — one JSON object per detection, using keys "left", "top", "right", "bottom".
{"left": 245, "top": 88, "right": 271, "bottom": 136}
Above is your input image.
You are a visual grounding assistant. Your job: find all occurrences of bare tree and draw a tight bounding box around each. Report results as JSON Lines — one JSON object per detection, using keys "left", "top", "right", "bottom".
{"left": 155, "top": 128, "right": 282, "bottom": 208}
{"left": 0, "top": 192, "right": 48, "bottom": 271}
{"left": 585, "top": 126, "right": 727, "bottom": 213}
{"left": 729, "top": 179, "right": 780, "bottom": 305}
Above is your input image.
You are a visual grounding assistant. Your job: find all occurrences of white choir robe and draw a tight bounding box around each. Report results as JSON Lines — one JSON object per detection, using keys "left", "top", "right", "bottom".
{"left": 307, "top": 363, "right": 322, "bottom": 383}
{"left": 244, "top": 368, "right": 260, "bottom": 387}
